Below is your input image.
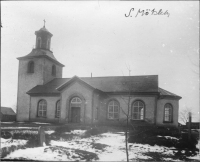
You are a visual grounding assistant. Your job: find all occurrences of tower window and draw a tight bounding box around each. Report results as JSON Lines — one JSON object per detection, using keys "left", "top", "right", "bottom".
{"left": 37, "top": 37, "right": 42, "bottom": 48}
{"left": 52, "top": 65, "right": 56, "bottom": 76}
{"left": 47, "top": 39, "right": 51, "bottom": 50}
{"left": 27, "top": 61, "right": 34, "bottom": 73}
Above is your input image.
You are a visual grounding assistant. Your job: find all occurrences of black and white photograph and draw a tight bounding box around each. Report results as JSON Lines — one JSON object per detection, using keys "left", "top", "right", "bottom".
{"left": 1, "top": 1, "right": 199, "bottom": 161}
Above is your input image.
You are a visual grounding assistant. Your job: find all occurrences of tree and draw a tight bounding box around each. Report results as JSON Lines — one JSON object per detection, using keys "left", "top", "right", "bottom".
{"left": 179, "top": 107, "right": 194, "bottom": 124}
{"left": 118, "top": 75, "right": 137, "bottom": 162}
{"left": 105, "top": 76, "right": 135, "bottom": 162}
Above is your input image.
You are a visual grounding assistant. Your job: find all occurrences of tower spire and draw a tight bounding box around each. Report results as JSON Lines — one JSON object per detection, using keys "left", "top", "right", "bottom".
{"left": 43, "top": 19, "right": 46, "bottom": 27}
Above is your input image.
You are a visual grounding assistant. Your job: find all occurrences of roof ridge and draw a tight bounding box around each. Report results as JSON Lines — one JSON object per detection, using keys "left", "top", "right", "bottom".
{"left": 79, "top": 75, "right": 158, "bottom": 78}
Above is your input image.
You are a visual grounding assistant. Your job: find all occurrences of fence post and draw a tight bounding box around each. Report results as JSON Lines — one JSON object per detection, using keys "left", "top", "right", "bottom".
{"left": 188, "top": 112, "right": 192, "bottom": 141}
{"left": 38, "top": 126, "right": 46, "bottom": 146}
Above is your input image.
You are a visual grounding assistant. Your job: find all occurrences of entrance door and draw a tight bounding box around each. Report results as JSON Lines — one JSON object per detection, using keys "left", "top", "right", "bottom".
{"left": 71, "top": 107, "right": 80, "bottom": 123}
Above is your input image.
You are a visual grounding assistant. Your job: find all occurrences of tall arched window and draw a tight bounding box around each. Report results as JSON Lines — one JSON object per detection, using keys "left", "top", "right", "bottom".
{"left": 27, "top": 61, "right": 34, "bottom": 73}
{"left": 37, "top": 37, "right": 42, "bottom": 48}
{"left": 47, "top": 39, "right": 50, "bottom": 49}
{"left": 52, "top": 65, "right": 56, "bottom": 76}
{"left": 55, "top": 100, "right": 60, "bottom": 118}
{"left": 164, "top": 103, "right": 173, "bottom": 122}
{"left": 132, "top": 101, "right": 145, "bottom": 120}
{"left": 38, "top": 100, "right": 47, "bottom": 117}
{"left": 107, "top": 100, "right": 119, "bottom": 119}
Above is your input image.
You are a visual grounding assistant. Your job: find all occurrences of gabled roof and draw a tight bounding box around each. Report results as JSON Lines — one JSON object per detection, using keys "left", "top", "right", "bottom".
{"left": 27, "top": 78, "right": 69, "bottom": 95}
{"left": 17, "top": 49, "right": 64, "bottom": 67}
{"left": 27, "top": 75, "right": 159, "bottom": 95}
{"left": 158, "top": 87, "right": 182, "bottom": 100}
{"left": 57, "top": 76, "right": 96, "bottom": 91}
{"left": 1, "top": 107, "right": 16, "bottom": 115}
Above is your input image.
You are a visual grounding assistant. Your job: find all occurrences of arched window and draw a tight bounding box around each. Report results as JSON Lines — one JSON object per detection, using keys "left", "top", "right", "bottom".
{"left": 52, "top": 65, "right": 56, "bottom": 76}
{"left": 164, "top": 103, "right": 173, "bottom": 122}
{"left": 55, "top": 100, "right": 60, "bottom": 118}
{"left": 47, "top": 39, "right": 50, "bottom": 49}
{"left": 107, "top": 100, "right": 119, "bottom": 119}
{"left": 27, "top": 61, "right": 34, "bottom": 73}
{"left": 38, "top": 100, "right": 47, "bottom": 117}
{"left": 132, "top": 101, "right": 144, "bottom": 120}
{"left": 37, "top": 37, "right": 42, "bottom": 48}
{"left": 71, "top": 97, "right": 82, "bottom": 107}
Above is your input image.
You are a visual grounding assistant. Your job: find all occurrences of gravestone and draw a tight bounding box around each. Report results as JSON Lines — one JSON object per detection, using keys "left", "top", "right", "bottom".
{"left": 38, "top": 126, "right": 46, "bottom": 146}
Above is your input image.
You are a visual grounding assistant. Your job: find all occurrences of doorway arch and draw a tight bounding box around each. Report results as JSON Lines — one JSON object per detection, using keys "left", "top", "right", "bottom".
{"left": 70, "top": 97, "right": 82, "bottom": 123}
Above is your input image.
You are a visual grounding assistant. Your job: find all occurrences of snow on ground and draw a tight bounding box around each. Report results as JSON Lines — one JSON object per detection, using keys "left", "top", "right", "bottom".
{"left": 157, "top": 135, "right": 179, "bottom": 140}
{"left": 4, "top": 146, "right": 71, "bottom": 161}
{"left": 32, "top": 122, "right": 51, "bottom": 125}
{"left": 45, "top": 130, "right": 55, "bottom": 135}
{"left": 2, "top": 127, "right": 36, "bottom": 129}
{"left": 3, "top": 131, "right": 199, "bottom": 161}
{"left": 1, "top": 122, "right": 15, "bottom": 124}
{"left": 1, "top": 138, "right": 28, "bottom": 148}
{"left": 64, "top": 129, "right": 86, "bottom": 135}
{"left": 188, "top": 139, "right": 200, "bottom": 160}
{"left": 51, "top": 132, "right": 175, "bottom": 161}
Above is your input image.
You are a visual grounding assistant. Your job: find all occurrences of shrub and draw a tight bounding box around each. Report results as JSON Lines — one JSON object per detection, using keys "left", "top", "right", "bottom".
{"left": 128, "top": 126, "right": 199, "bottom": 150}
{"left": 1, "top": 131, "right": 12, "bottom": 139}
{"left": 83, "top": 126, "right": 109, "bottom": 137}
{"left": 54, "top": 126, "right": 71, "bottom": 134}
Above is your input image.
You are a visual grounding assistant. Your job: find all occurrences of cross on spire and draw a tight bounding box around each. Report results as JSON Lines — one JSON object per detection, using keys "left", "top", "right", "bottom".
{"left": 43, "top": 19, "right": 46, "bottom": 27}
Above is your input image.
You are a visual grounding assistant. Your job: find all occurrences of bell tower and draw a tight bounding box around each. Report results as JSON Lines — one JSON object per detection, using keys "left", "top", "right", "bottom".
{"left": 35, "top": 20, "right": 52, "bottom": 51}
{"left": 16, "top": 22, "right": 64, "bottom": 121}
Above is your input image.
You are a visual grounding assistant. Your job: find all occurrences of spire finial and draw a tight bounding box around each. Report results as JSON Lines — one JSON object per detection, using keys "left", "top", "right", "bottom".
{"left": 43, "top": 19, "right": 46, "bottom": 27}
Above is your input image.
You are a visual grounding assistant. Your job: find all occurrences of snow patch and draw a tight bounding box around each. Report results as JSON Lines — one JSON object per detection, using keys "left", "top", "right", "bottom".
{"left": 32, "top": 122, "right": 50, "bottom": 125}
{"left": 1, "top": 138, "right": 28, "bottom": 148}
{"left": 64, "top": 129, "right": 86, "bottom": 135}
{"left": 1, "top": 122, "right": 14, "bottom": 124}
{"left": 2, "top": 127, "right": 36, "bottom": 129}
{"left": 45, "top": 130, "right": 55, "bottom": 135}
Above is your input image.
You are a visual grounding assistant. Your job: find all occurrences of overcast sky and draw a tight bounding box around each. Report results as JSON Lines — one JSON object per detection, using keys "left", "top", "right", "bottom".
{"left": 1, "top": 1, "right": 199, "bottom": 122}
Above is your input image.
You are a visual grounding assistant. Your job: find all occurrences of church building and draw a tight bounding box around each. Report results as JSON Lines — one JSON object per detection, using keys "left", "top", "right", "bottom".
{"left": 16, "top": 25, "right": 182, "bottom": 127}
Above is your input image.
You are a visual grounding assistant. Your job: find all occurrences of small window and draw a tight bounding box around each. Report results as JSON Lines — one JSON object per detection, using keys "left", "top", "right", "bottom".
{"left": 107, "top": 100, "right": 119, "bottom": 119}
{"left": 132, "top": 101, "right": 144, "bottom": 120}
{"left": 52, "top": 65, "right": 56, "bottom": 76}
{"left": 37, "top": 37, "right": 42, "bottom": 48}
{"left": 55, "top": 100, "right": 61, "bottom": 118}
{"left": 38, "top": 100, "right": 47, "bottom": 117}
{"left": 164, "top": 104, "right": 173, "bottom": 122}
{"left": 27, "top": 61, "right": 34, "bottom": 73}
